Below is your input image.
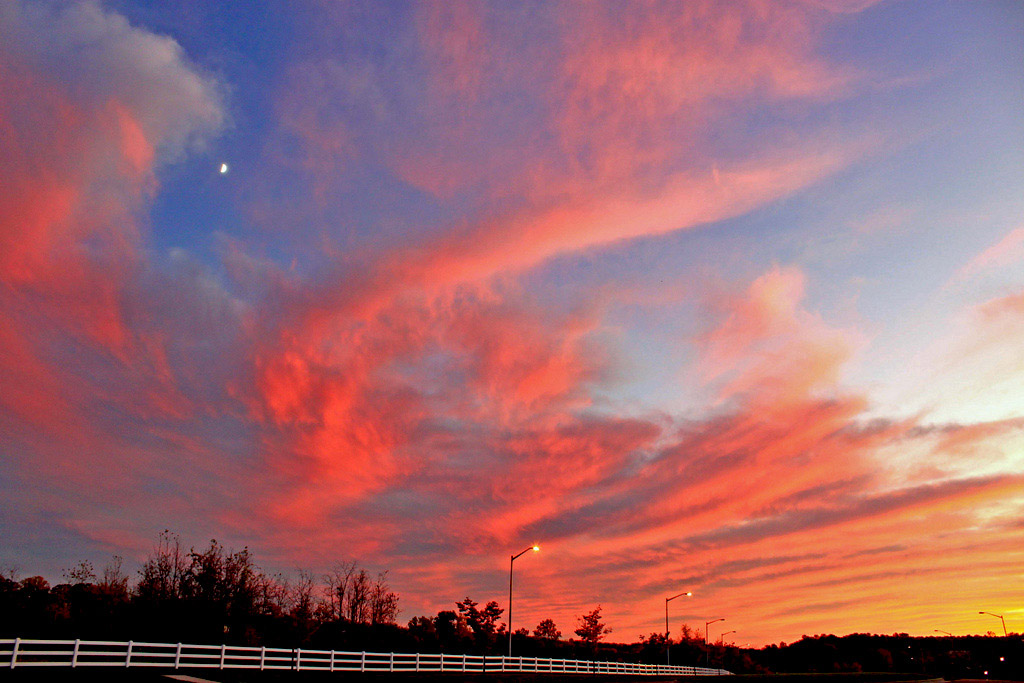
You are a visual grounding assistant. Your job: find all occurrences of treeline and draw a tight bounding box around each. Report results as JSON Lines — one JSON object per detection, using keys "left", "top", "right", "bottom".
{"left": 0, "top": 529, "right": 615, "bottom": 659}
{"left": 0, "top": 531, "right": 608, "bottom": 656}
{"left": 750, "top": 632, "right": 1022, "bottom": 679}
{"left": 0, "top": 531, "right": 399, "bottom": 646}
{"left": 2, "top": 533, "right": 1020, "bottom": 679}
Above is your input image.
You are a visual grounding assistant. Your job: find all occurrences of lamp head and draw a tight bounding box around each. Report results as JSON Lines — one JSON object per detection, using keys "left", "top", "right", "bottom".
{"left": 532, "top": 545, "right": 540, "bottom": 552}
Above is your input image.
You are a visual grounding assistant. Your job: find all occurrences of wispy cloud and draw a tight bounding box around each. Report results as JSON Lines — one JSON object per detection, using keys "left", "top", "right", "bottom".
{"left": 2, "top": 0, "right": 1022, "bottom": 648}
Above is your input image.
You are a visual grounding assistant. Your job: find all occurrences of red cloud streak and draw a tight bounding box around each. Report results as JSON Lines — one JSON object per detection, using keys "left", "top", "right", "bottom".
{"left": 1, "top": 0, "right": 1021, "bottom": 649}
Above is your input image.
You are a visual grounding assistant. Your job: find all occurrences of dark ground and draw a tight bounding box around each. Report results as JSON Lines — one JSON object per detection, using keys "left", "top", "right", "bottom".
{"left": 0, "top": 671, "right": 963, "bottom": 683}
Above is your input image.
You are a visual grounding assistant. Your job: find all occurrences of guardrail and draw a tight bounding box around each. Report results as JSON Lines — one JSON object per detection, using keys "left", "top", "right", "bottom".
{"left": 1, "top": 638, "right": 730, "bottom": 675}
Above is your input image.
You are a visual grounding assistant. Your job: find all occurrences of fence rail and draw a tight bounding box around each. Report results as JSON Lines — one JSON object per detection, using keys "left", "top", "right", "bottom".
{"left": 0, "top": 638, "right": 730, "bottom": 676}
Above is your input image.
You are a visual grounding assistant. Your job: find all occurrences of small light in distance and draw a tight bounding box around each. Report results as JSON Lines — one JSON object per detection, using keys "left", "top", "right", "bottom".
{"left": 219, "top": 162, "right": 229, "bottom": 174}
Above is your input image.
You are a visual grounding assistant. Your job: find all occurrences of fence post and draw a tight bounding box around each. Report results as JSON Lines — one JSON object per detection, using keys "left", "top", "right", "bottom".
{"left": 390, "top": 652, "right": 395, "bottom": 672}
{"left": 174, "top": 643, "right": 182, "bottom": 669}
{"left": 220, "top": 643, "right": 226, "bottom": 669}
{"left": 440, "top": 653, "right": 444, "bottom": 672}
{"left": 125, "top": 640, "right": 133, "bottom": 667}
{"left": 9, "top": 637, "right": 19, "bottom": 669}
{"left": 259, "top": 646, "right": 265, "bottom": 671}
{"left": 72, "top": 639, "right": 80, "bottom": 667}
{"left": 296, "top": 648, "right": 302, "bottom": 671}
{"left": 463, "top": 653, "right": 467, "bottom": 671}
{"left": 415, "top": 652, "right": 420, "bottom": 672}
{"left": 330, "top": 650, "right": 335, "bottom": 672}
{"left": 361, "top": 651, "right": 366, "bottom": 672}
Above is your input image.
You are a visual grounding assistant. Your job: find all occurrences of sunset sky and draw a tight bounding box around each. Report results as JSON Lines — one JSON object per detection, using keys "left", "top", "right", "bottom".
{"left": 2, "top": 0, "right": 1023, "bottom": 647}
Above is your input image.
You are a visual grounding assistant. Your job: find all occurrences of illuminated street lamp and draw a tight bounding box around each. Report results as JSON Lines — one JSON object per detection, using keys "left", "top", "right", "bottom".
{"left": 979, "top": 611, "right": 1007, "bottom": 637}
{"left": 509, "top": 544, "right": 540, "bottom": 657}
{"left": 705, "top": 618, "right": 724, "bottom": 668}
{"left": 665, "top": 590, "right": 692, "bottom": 666}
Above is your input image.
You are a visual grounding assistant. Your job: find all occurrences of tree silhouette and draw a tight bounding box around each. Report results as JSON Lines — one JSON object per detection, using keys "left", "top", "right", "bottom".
{"left": 456, "top": 596, "right": 504, "bottom": 650}
{"left": 369, "top": 571, "right": 400, "bottom": 625}
{"left": 574, "top": 605, "right": 611, "bottom": 645}
{"left": 534, "top": 618, "right": 561, "bottom": 640}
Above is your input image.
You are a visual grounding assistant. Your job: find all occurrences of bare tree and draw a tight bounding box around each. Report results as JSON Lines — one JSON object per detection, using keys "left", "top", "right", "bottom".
{"left": 137, "top": 530, "right": 188, "bottom": 601}
{"left": 290, "top": 569, "right": 319, "bottom": 623}
{"left": 347, "top": 569, "right": 371, "bottom": 623}
{"left": 0, "top": 563, "right": 19, "bottom": 583}
{"left": 254, "top": 571, "right": 290, "bottom": 618}
{"left": 369, "top": 571, "right": 400, "bottom": 625}
{"left": 62, "top": 560, "right": 96, "bottom": 585}
{"left": 324, "top": 560, "right": 358, "bottom": 621}
{"left": 98, "top": 556, "right": 129, "bottom": 599}
{"left": 223, "top": 547, "right": 258, "bottom": 620}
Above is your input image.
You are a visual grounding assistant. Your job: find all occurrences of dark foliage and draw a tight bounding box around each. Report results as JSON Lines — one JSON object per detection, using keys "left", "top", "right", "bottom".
{"left": 2, "top": 537, "right": 1021, "bottom": 681}
{"left": 575, "top": 605, "right": 612, "bottom": 646}
{"left": 0, "top": 531, "right": 399, "bottom": 648}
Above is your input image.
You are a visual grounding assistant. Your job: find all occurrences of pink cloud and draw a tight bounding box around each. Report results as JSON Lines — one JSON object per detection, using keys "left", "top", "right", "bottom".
{"left": 953, "top": 225, "right": 1024, "bottom": 284}
{"left": 242, "top": 281, "right": 615, "bottom": 529}
{"left": 0, "top": 0, "right": 222, "bottom": 347}
{"left": 0, "top": 0, "right": 226, "bottom": 540}
{"left": 232, "top": 265, "right": 1020, "bottom": 641}
{"left": 416, "top": 1, "right": 491, "bottom": 104}
{"left": 3, "top": 0, "right": 1022, "bottom": 650}
{"left": 699, "top": 266, "right": 865, "bottom": 408}
{"left": 549, "top": 1, "right": 855, "bottom": 188}
{"left": 976, "top": 288, "right": 1024, "bottom": 321}
{"left": 377, "top": 1, "right": 860, "bottom": 203}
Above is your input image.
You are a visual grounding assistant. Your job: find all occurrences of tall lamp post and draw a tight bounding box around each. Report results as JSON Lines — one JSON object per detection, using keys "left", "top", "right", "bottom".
{"left": 509, "top": 544, "right": 540, "bottom": 657}
{"left": 719, "top": 631, "right": 736, "bottom": 670}
{"left": 934, "top": 630, "right": 953, "bottom": 637}
{"left": 979, "top": 611, "right": 1007, "bottom": 637}
{"left": 665, "top": 591, "right": 692, "bottom": 666}
{"left": 705, "top": 618, "right": 724, "bottom": 669}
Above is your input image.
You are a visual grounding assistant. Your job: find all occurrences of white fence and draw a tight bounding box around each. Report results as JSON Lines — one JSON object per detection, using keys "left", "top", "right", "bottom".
{"left": 1, "top": 638, "right": 730, "bottom": 675}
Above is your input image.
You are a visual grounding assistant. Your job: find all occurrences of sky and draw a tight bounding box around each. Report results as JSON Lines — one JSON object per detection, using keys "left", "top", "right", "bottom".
{"left": 1, "top": 0, "right": 1023, "bottom": 647}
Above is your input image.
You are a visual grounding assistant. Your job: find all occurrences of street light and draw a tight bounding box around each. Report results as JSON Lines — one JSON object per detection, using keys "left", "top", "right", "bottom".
{"left": 979, "top": 611, "right": 1008, "bottom": 637}
{"left": 718, "top": 630, "right": 736, "bottom": 671}
{"left": 665, "top": 591, "right": 692, "bottom": 666}
{"left": 509, "top": 544, "right": 540, "bottom": 657}
{"left": 934, "top": 629, "right": 953, "bottom": 636}
{"left": 705, "top": 618, "right": 724, "bottom": 669}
